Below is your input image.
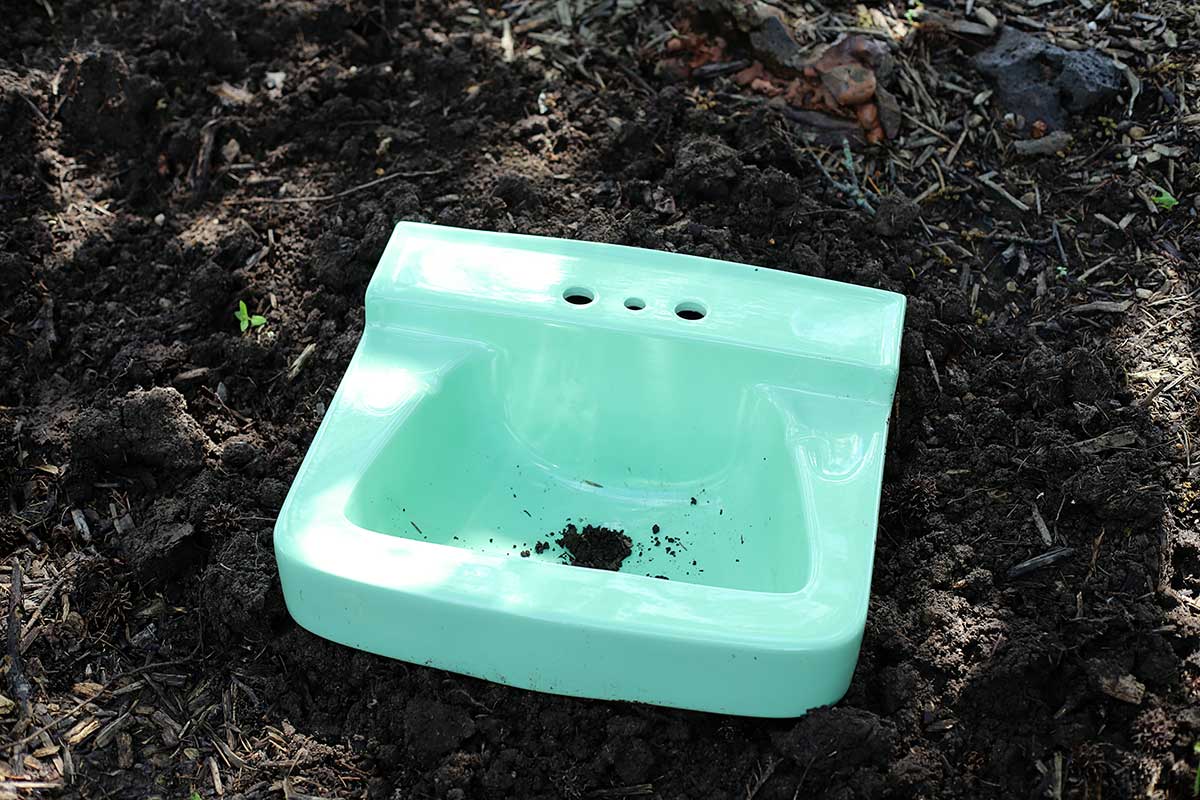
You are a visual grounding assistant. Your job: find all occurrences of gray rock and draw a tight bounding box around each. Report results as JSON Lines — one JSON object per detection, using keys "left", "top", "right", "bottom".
{"left": 749, "top": 16, "right": 805, "bottom": 75}
{"left": 974, "top": 27, "right": 1122, "bottom": 130}
{"left": 1058, "top": 48, "right": 1124, "bottom": 112}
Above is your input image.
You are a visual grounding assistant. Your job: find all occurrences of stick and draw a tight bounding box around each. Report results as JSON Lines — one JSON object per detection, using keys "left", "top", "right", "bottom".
{"left": 1008, "top": 547, "right": 1074, "bottom": 578}
{"left": 977, "top": 172, "right": 1030, "bottom": 212}
{"left": 1030, "top": 503, "right": 1053, "bottom": 547}
{"left": 811, "top": 141, "right": 876, "bottom": 215}
{"left": 287, "top": 343, "right": 317, "bottom": 382}
{"left": 0, "top": 659, "right": 190, "bottom": 750}
{"left": 7, "top": 557, "right": 31, "bottom": 718}
{"left": 223, "top": 167, "right": 449, "bottom": 205}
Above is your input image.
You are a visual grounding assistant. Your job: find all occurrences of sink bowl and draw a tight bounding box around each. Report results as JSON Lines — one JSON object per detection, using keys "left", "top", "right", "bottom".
{"left": 274, "top": 222, "right": 905, "bottom": 716}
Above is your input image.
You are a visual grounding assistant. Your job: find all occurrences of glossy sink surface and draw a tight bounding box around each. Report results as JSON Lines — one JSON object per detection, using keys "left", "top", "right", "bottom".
{"left": 275, "top": 222, "right": 906, "bottom": 717}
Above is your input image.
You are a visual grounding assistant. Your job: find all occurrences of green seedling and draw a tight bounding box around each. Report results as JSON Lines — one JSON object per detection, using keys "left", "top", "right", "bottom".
{"left": 234, "top": 300, "right": 267, "bottom": 332}
{"left": 1152, "top": 189, "right": 1179, "bottom": 211}
{"left": 1194, "top": 742, "right": 1200, "bottom": 796}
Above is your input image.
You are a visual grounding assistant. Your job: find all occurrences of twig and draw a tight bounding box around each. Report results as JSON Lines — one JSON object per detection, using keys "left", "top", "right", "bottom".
{"left": 1008, "top": 547, "right": 1074, "bottom": 578}
{"left": 7, "top": 557, "right": 31, "bottom": 718}
{"left": 977, "top": 172, "right": 1030, "bottom": 212}
{"left": 18, "top": 94, "right": 49, "bottom": 126}
{"left": 901, "top": 111, "right": 956, "bottom": 146}
{"left": 586, "top": 785, "right": 654, "bottom": 798}
{"left": 1138, "top": 374, "right": 1186, "bottom": 408}
{"left": 746, "top": 756, "right": 779, "bottom": 800}
{"left": 1052, "top": 221, "right": 1069, "bottom": 267}
{"left": 189, "top": 119, "right": 221, "bottom": 199}
{"left": 0, "top": 659, "right": 190, "bottom": 750}
{"left": 224, "top": 167, "right": 449, "bottom": 205}
{"left": 810, "top": 140, "right": 876, "bottom": 215}
{"left": 287, "top": 343, "right": 317, "bottom": 382}
{"left": 20, "top": 554, "right": 82, "bottom": 649}
{"left": 1030, "top": 503, "right": 1053, "bottom": 547}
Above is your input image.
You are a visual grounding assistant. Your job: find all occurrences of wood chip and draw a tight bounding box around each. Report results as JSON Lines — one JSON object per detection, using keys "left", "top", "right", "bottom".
{"left": 64, "top": 718, "right": 101, "bottom": 746}
{"left": 1068, "top": 299, "right": 1132, "bottom": 314}
{"left": 93, "top": 709, "right": 132, "bottom": 749}
{"left": 117, "top": 733, "right": 133, "bottom": 769}
{"left": 70, "top": 509, "right": 91, "bottom": 543}
{"left": 209, "top": 755, "right": 224, "bottom": 795}
{"left": 1074, "top": 429, "right": 1138, "bottom": 454}
{"left": 1030, "top": 503, "right": 1053, "bottom": 546}
{"left": 1099, "top": 673, "right": 1145, "bottom": 704}
{"left": 288, "top": 343, "right": 318, "bottom": 382}
{"left": 1009, "top": 547, "right": 1074, "bottom": 578}
{"left": 974, "top": 7, "right": 999, "bottom": 28}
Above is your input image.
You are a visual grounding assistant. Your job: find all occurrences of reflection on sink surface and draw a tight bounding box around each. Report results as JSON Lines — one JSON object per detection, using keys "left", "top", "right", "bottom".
{"left": 345, "top": 345, "right": 812, "bottom": 593}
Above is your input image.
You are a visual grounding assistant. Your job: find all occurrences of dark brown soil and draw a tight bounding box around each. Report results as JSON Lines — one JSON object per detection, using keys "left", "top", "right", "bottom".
{"left": 556, "top": 524, "right": 634, "bottom": 571}
{"left": 2, "top": 1, "right": 1198, "bottom": 798}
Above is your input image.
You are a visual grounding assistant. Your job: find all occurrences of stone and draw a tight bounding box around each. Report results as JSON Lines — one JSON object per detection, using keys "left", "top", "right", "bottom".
{"left": 974, "top": 27, "right": 1122, "bottom": 131}
{"left": 749, "top": 16, "right": 805, "bottom": 75}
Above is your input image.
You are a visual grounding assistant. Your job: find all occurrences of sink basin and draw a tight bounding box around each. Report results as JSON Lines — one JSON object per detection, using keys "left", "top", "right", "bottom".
{"left": 274, "top": 222, "right": 905, "bottom": 716}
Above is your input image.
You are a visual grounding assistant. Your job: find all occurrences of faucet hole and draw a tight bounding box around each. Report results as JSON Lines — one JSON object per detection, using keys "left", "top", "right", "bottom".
{"left": 624, "top": 297, "right": 646, "bottom": 311}
{"left": 675, "top": 301, "right": 707, "bottom": 321}
{"left": 563, "top": 287, "right": 594, "bottom": 305}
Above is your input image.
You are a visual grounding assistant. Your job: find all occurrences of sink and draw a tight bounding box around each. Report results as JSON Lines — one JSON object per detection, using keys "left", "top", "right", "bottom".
{"left": 274, "top": 222, "right": 905, "bottom": 717}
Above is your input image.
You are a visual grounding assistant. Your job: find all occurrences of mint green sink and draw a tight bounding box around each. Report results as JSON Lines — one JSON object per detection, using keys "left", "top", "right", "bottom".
{"left": 274, "top": 222, "right": 905, "bottom": 717}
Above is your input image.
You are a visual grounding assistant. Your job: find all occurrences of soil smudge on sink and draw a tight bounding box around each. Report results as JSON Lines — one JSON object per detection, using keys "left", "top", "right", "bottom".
{"left": 555, "top": 524, "right": 633, "bottom": 571}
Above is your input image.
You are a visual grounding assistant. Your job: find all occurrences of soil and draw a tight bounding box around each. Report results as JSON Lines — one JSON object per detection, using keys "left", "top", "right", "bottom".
{"left": 2, "top": 1, "right": 1199, "bottom": 799}
{"left": 555, "top": 524, "right": 634, "bottom": 571}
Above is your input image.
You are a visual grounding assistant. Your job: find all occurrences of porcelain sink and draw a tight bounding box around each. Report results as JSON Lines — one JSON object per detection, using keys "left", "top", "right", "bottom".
{"left": 274, "top": 222, "right": 905, "bottom": 717}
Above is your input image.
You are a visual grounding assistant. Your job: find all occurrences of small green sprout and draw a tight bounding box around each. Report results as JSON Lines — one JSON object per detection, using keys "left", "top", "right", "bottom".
{"left": 234, "top": 300, "right": 267, "bottom": 332}
{"left": 1152, "top": 189, "right": 1179, "bottom": 211}
{"left": 1193, "top": 742, "right": 1200, "bottom": 796}
{"left": 1055, "top": 265, "right": 1068, "bottom": 279}
{"left": 190, "top": 792, "right": 203, "bottom": 800}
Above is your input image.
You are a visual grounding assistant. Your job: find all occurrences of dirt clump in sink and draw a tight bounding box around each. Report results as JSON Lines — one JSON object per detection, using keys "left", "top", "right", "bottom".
{"left": 555, "top": 524, "right": 633, "bottom": 571}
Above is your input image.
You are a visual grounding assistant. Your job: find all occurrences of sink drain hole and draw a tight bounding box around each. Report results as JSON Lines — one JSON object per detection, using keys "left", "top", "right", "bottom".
{"left": 675, "top": 301, "right": 707, "bottom": 320}
{"left": 624, "top": 297, "right": 646, "bottom": 311}
{"left": 563, "top": 287, "right": 595, "bottom": 305}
